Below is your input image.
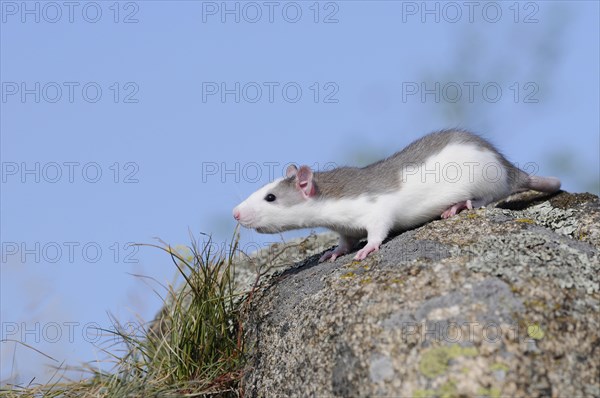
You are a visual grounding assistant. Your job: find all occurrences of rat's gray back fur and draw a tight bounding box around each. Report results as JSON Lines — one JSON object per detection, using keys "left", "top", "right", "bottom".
{"left": 307, "top": 129, "right": 528, "bottom": 199}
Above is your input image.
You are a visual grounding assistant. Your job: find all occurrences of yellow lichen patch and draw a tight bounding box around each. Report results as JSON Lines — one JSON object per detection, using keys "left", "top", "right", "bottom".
{"left": 414, "top": 381, "right": 456, "bottom": 398}
{"left": 467, "top": 213, "right": 479, "bottom": 219}
{"left": 360, "top": 276, "right": 372, "bottom": 285}
{"left": 438, "top": 380, "right": 457, "bottom": 398}
{"left": 477, "top": 387, "right": 501, "bottom": 398}
{"left": 527, "top": 324, "right": 545, "bottom": 340}
{"left": 340, "top": 272, "right": 356, "bottom": 279}
{"left": 418, "top": 345, "right": 478, "bottom": 378}
{"left": 515, "top": 218, "right": 535, "bottom": 224}
{"left": 526, "top": 299, "right": 547, "bottom": 310}
{"left": 414, "top": 389, "right": 436, "bottom": 398}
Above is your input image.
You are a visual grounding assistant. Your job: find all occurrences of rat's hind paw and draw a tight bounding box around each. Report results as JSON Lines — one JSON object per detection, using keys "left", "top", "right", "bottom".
{"left": 441, "top": 199, "right": 473, "bottom": 219}
{"left": 319, "top": 247, "right": 348, "bottom": 263}
{"left": 320, "top": 236, "right": 360, "bottom": 262}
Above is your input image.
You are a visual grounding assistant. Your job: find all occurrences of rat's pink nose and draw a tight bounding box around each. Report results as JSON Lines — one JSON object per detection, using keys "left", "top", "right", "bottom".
{"left": 233, "top": 209, "right": 240, "bottom": 221}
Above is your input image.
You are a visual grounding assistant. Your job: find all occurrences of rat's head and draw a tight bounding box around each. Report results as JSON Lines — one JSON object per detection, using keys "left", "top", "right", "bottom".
{"left": 232, "top": 165, "right": 317, "bottom": 233}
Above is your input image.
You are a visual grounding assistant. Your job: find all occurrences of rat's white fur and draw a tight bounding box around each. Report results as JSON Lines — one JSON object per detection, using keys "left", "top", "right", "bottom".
{"left": 234, "top": 143, "right": 509, "bottom": 240}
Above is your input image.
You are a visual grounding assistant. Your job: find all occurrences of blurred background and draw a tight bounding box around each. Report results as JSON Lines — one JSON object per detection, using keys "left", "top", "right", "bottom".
{"left": 1, "top": 0, "right": 598, "bottom": 384}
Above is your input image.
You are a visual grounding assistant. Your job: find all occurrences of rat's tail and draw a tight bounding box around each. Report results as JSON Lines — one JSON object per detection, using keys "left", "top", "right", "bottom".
{"left": 525, "top": 175, "right": 561, "bottom": 193}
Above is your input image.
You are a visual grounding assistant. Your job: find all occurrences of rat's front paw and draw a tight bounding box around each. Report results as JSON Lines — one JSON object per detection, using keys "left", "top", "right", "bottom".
{"left": 353, "top": 242, "right": 380, "bottom": 261}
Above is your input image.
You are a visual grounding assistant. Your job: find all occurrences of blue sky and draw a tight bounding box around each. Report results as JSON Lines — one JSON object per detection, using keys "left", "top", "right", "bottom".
{"left": 1, "top": 0, "right": 599, "bottom": 384}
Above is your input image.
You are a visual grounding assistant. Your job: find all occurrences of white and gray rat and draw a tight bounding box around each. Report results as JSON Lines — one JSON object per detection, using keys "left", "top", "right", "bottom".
{"left": 233, "top": 129, "right": 561, "bottom": 262}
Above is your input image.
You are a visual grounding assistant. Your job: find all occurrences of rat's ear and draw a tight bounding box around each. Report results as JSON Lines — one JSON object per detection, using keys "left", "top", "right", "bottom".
{"left": 296, "top": 165, "right": 316, "bottom": 198}
{"left": 285, "top": 164, "right": 298, "bottom": 178}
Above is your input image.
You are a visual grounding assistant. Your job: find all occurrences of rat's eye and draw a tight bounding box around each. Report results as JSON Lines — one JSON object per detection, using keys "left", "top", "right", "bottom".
{"left": 264, "top": 193, "right": 276, "bottom": 202}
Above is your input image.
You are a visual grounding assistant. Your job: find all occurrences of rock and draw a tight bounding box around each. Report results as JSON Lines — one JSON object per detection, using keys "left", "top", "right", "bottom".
{"left": 242, "top": 192, "right": 600, "bottom": 397}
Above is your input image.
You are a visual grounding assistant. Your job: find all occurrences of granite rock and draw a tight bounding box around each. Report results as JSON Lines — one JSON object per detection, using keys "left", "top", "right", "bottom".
{"left": 242, "top": 192, "right": 600, "bottom": 397}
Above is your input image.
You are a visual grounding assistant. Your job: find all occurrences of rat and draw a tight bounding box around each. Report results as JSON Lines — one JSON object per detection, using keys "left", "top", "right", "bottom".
{"left": 232, "top": 129, "right": 561, "bottom": 262}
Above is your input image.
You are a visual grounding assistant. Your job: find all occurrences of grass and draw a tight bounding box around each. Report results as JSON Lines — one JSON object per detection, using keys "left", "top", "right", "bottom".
{"left": 1, "top": 230, "right": 253, "bottom": 397}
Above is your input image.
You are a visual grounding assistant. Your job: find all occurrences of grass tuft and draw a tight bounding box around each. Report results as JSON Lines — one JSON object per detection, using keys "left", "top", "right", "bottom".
{"left": 1, "top": 230, "right": 248, "bottom": 397}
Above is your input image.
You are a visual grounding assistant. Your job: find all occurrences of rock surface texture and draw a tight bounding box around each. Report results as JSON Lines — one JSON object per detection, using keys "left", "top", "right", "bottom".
{"left": 242, "top": 192, "right": 600, "bottom": 397}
